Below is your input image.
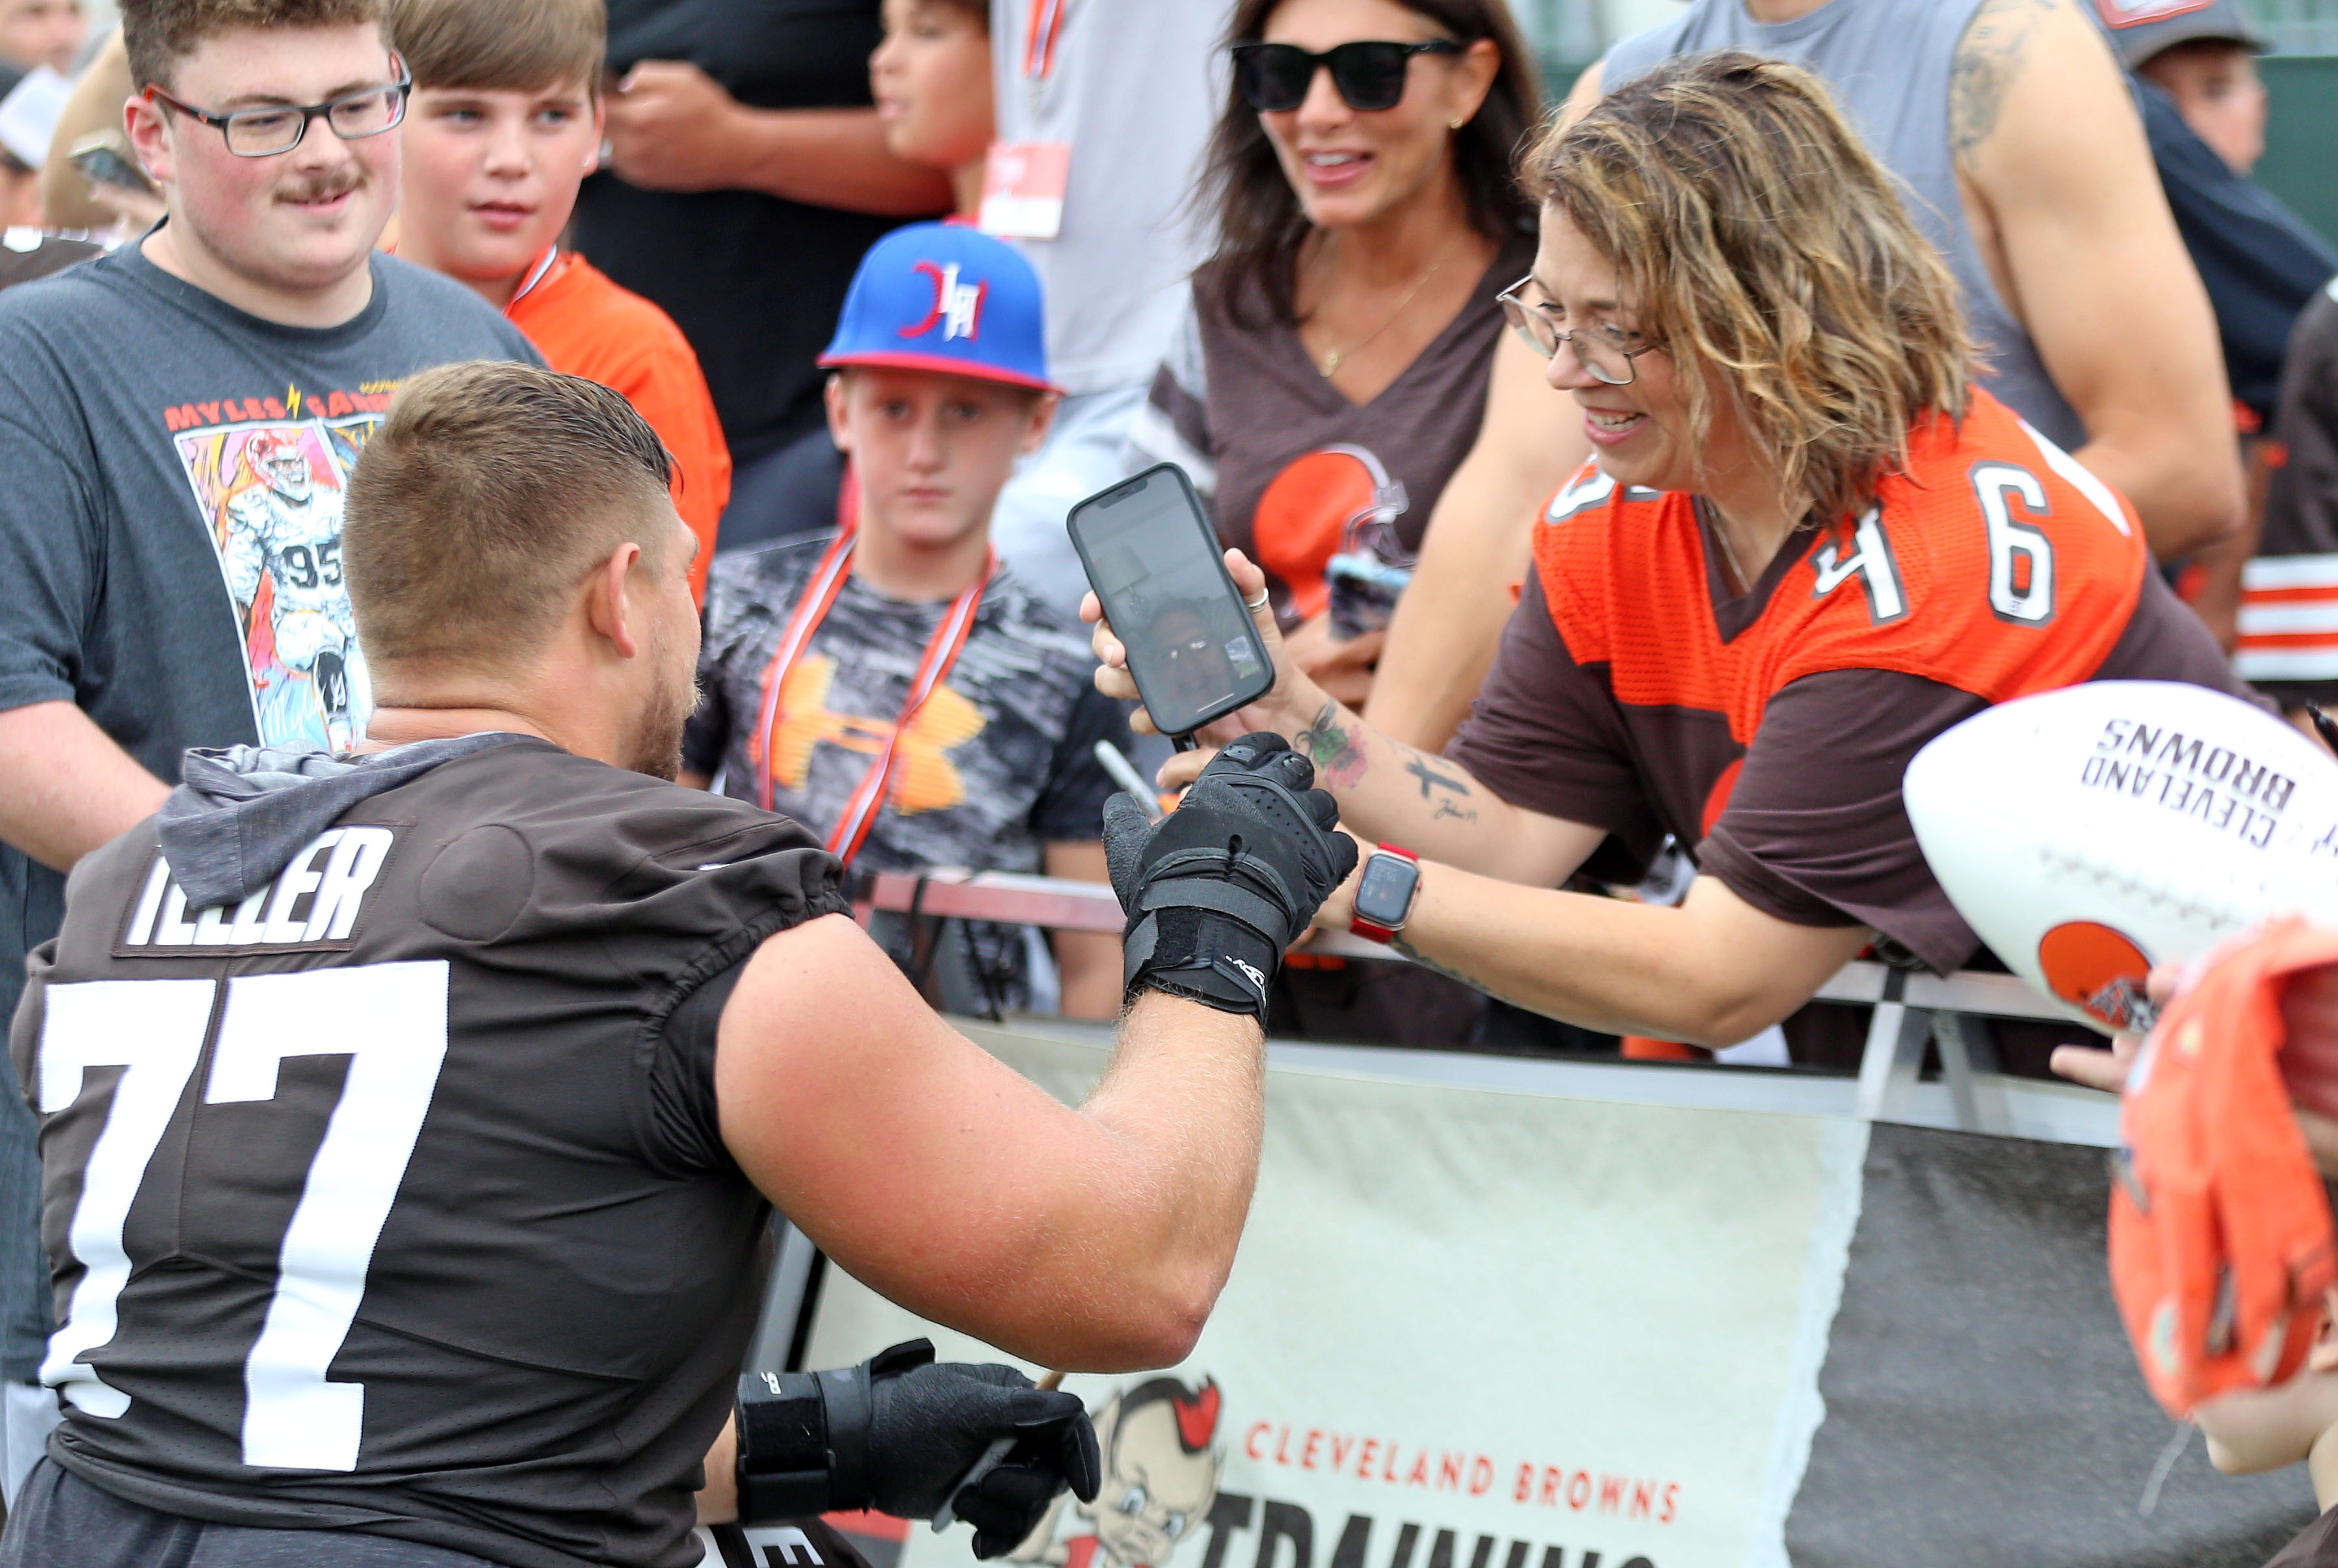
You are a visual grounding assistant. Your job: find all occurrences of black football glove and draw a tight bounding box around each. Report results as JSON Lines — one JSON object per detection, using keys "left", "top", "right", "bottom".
{"left": 737, "top": 1340, "right": 1099, "bottom": 1558}
{"left": 1102, "top": 731, "right": 1358, "bottom": 1021}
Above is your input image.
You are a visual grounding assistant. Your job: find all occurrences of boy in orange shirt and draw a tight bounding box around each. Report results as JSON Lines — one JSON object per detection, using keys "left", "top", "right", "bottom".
{"left": 388, "top": 0, "right": 729, "bottom": 601}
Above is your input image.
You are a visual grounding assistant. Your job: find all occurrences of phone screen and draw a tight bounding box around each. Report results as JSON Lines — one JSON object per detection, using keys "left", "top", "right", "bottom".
{"left": 70, "top": 144, "right": 151, "bottom": 194}
{"left": 1070, "top": 465, "right": 1273, "bottom": 737}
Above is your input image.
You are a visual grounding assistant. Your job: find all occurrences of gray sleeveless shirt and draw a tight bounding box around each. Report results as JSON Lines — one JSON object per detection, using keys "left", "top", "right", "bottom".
{"left": 1601, "top": 0, "right": 2087, "bottom": 451}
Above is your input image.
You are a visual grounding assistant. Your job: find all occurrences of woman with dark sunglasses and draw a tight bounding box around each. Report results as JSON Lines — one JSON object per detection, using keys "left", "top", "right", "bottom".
{"left": 1125, "top": 0, "right": 1536, "bottom": 1049}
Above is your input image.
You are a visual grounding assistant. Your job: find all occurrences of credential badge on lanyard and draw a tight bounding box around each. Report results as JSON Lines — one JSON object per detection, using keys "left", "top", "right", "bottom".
{"left": 979, "top": 0, "right": 1073, "bottom": 239}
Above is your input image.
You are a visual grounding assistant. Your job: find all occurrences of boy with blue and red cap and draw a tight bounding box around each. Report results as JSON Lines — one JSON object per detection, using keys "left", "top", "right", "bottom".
{"left": 681, "top": 222, "right": 1130, "bottom": 1019}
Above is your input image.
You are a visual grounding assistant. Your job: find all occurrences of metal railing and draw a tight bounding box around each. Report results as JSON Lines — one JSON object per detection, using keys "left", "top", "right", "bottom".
{"left": 852, "top": 868, "right": 2112, "bottom": 1143}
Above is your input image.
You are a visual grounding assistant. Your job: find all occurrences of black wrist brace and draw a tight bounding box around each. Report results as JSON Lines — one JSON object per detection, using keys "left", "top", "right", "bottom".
{"left": 734, "top": 1340, "right": 932, "bottom": 1524}
{"left": 733, "top": 1369, "right": 831, "bottom": 1523}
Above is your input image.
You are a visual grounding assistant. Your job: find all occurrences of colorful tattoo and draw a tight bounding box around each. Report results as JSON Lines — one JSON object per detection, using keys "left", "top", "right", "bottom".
{"left": 1294, "top": 701, "right": 1369, "bottom": 791}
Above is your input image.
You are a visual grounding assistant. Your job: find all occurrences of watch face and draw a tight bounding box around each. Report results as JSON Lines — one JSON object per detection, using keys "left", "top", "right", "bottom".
{"left": 1354, "top": 854, "right": 1419, "bottom": 928}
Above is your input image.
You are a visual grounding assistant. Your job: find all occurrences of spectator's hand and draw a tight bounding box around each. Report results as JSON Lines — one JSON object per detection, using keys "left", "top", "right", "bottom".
{"left": 88, "top": 180, "right": 164, "bottom": 237}
{"left": 605, "top": 61, "right": 754, "bottom": 192}
{"left": 2051, "top": 961, "right": 2179, "bottom": 1093}
{"left": 2048, "top": 952, "right": 2338, "bottom": 1180}
{"left": 1086, "top": 549, "right": 1319, "bottom": 745}
{"left": 1281, "top": 616, "right": 1384, "bottom": 709}
{"left": 2049, "top": 1030, "right": 2143, "bottom": 1093}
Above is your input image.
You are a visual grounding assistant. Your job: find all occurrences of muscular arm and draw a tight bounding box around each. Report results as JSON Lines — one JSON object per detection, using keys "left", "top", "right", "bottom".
{"left": 1042, "top": 840, "right": 1123, "bottom": 1021}
{"left": 605, "top": 62, "right": 952, "bottom": 215}
{"left": 1953, "top": 0, "right": 2242, "bottom": 559}
{"left": 1365, "top": 333, "right": 1590, "bottom": 751}
{"left": 716, "top": 917, "right": 1262, "bottom": 1370}
{"left": 0, "top": 702, "right": 171, "bottom": 872}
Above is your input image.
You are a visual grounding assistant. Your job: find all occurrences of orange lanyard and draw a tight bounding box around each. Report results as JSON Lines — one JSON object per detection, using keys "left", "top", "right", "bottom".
{"left": 748, "top": 503, "right": 992, "bottom": 869}
{"left": 1022, "top": 0, "right": 1069, "bottom": 79}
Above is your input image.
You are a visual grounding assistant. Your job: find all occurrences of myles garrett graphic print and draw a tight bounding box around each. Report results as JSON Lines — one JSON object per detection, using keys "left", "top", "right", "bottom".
{"left": 170, "top": 409, "right": 374, "bottom": 751}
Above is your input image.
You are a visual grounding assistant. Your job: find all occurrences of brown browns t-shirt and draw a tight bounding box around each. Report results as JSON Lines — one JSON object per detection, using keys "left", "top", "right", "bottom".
{"left": 1448, "top": 396, "right": 2252, "bottom": 975}
{"left": 1136, "top": 229, "right": 1536, "bottom": 621}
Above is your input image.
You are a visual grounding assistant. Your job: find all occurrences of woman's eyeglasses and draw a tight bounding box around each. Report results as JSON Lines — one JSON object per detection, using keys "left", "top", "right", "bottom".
{"left": 1231, "top": 39, "right": 1461, "bottom": 114}
{"left": 143, "top": 66, "right": 412, "bottom": 157}
{"left": 1495, "top": 275, "right": 1663, "bottom": 387}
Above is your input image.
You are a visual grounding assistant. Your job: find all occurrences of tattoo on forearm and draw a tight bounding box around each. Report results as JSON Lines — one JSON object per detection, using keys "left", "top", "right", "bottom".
{"left": 1950, "top": 0, "right": 2056, "bottom": 159}
{"left": 1295, "top": 701, "right": 1369, "bottom": 790}
{"left": 1431, "top": 798, "right": 1477, "bottom": 822}
{"left": 1391, "top": 936, "right": 1524, "bottom": 1011}
{"left": 1404, "top": 753, "right": 1469, "bottom": 800}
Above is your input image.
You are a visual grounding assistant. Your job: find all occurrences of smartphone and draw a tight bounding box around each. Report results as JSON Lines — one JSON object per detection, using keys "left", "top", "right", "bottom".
{"left": 1069, "top": 463, "right": 1274, "bottom": 740}
{"left": 1326, "top": 551, "right": 1412, "bottom": 640}
{"left": 68, "top": 133, "right": 156, "bottom": 196}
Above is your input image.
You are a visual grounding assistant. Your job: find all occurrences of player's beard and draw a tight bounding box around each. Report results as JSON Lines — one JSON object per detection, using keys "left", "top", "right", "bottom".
{"left": 627, "top": 625, "right": 698, "bottom": 783}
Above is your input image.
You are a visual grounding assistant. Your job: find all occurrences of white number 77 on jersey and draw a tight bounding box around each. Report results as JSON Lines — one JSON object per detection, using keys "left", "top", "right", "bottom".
{"left": 36, "top": 961, "right": 449, "bottom": 1472}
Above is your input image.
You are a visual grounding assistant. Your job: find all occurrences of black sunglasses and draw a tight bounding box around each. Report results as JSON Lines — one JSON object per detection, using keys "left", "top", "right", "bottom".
{"left": 1231, "top": 39, "right": 1462, "bottom": 114}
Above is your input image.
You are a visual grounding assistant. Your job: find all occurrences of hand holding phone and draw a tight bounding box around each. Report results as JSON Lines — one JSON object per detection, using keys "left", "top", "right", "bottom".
{"left": 1070, "top": 464, "right": 1276, "bottom": 740}
{"left": 68, "top": 132, "right": 157, "bottom": 196}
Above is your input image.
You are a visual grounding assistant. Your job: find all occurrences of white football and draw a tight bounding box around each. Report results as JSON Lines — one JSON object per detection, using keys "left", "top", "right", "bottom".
{"left": 1903, "top": 681, "right": 2338, "bottom": 1034}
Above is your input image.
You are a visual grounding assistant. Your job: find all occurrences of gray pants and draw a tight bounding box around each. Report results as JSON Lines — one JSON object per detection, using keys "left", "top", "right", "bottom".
{"left": 0, "top": 1463, "right": 506, "bottom": 1567}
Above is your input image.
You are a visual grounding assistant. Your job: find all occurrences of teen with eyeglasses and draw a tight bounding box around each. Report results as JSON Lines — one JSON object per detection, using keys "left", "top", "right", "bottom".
{"left": 1099, "top": 53, "right": 2257, "bottom": 1074}
{"left": 0, "top": 0, "right": 541, "bottom": 1497}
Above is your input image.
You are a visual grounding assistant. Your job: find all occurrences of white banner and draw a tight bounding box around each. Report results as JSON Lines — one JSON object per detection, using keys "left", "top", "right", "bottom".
{"left": 802, "top": 1027, "right": 1870, "bottom": 1568}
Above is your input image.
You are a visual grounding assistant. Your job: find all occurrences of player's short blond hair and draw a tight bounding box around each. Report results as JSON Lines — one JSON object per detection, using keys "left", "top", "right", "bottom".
{"left": 387, "top": 0, "right": 602, "bottom": 96}
{"left": 1521, "top": 50, "right": 1973, "bottom": 529}
{"left": 345, "top": 361, "right": 675, "bottom": 679}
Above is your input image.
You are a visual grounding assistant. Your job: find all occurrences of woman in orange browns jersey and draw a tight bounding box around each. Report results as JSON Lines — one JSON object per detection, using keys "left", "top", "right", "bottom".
{"left": 1091, "top": 50, "right": 2254, "bottom": 1069}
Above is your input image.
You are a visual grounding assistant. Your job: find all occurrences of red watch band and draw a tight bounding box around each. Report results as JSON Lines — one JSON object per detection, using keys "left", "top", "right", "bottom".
{"left": 1348, "top": 843, "right": 1420, "bottom": 944}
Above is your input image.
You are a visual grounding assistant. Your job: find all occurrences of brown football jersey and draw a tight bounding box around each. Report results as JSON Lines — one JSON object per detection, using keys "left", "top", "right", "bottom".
{"left": 11, "top": 738, "right": 849, "bottom": 1568}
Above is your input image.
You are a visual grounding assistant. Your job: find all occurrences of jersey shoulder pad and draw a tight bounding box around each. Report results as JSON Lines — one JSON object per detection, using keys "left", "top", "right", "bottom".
{"left": 393, "top": 745, "right": 850, "bottom": 969}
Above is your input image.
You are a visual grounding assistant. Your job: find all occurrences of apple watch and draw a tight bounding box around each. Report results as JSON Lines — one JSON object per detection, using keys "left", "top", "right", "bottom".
{"left": 1348, "top": 843, "right": 1421, "bottom": 943}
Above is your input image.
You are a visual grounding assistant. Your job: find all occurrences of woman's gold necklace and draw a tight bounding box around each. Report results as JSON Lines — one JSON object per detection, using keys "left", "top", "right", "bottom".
{"left": 1310, "top": 231, "right": 1465, "bottom": 379}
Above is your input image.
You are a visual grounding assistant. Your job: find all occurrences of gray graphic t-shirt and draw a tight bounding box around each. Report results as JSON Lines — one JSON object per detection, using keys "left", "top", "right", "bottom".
{"left": 0, "top": 238, "right": 540, "bottom": 1042}
{"left": 685, "top": 537, "right": 1130, "bottom": 1008}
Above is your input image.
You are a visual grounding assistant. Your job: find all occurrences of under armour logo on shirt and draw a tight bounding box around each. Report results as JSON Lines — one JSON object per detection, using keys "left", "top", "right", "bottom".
{"left": 904, "top": 261, "right": 986, "bottom": 343}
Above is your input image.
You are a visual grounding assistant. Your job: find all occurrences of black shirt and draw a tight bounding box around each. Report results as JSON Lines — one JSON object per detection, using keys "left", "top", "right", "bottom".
{"left": 573, "top": 0, "right": 914, "bottom": 465}
{"left": 2135, "top": 75, "right": 2338, "bottom": 427}
{"left": 15, "top": 740, "right": 850, "bottom": 1568}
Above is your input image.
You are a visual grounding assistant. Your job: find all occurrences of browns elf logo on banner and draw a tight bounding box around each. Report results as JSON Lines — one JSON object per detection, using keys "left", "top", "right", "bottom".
{"left": 1011, "top": 1379, "right": 1223, "bottom": 1568}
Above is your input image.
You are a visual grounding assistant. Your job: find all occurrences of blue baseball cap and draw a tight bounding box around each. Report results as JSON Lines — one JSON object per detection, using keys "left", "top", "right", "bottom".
{"left": 819, "top": 222, "right": 1057, "bottom": 393}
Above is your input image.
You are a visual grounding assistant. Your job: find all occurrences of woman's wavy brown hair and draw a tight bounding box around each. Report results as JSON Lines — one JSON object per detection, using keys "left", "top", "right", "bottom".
{"left": 1198, "top": 0, "right": 1541, "bottom": 328}
{"left": 1521, "top": 50, "right": 1973, "bottom": 527}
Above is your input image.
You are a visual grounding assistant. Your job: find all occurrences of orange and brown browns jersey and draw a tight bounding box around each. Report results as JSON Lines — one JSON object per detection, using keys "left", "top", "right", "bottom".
{"left": 1447, "top": 388, "right": 2250, "bottom": 974}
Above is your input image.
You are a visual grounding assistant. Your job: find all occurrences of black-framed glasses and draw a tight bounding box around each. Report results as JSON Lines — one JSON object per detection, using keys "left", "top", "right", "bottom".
{"left": 1495, "top": 274, "right": 1664, "bottom": 386}
{"left": 144, "top": 62, "right": 412, "bottom": 157}
{"left": 1231, "top": 39, "right": 1462, "bottom": 114}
